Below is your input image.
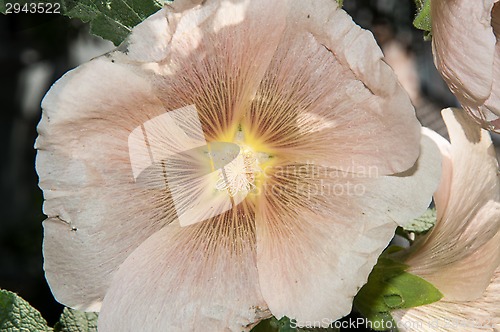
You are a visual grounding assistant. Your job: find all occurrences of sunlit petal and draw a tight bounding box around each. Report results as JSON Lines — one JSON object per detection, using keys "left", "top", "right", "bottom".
{"left": 432, "top": 0, "right": 500, "bottom": 131}
{"left": 99, "top": 203, "right": 267, "bottom": 332}
{"left": 244, "top": 0, "right": 420, "bottom": 176}
{"left": 393, "top": 269, "right": 500, "bottom": 332}
{"left": 406, "top": 110, "right": 500, "bottom": 298}
{"left": 255, "top": 133, "right": 441, "bottom": 325}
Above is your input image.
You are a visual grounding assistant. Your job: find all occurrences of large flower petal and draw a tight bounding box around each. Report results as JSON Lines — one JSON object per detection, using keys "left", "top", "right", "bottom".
{"left": 122, "top": 8, "right": 175, "bottom": 63}
{"left": 37, "top": 57, "right": 175, "bottom": 310}
{"left": 392, "top": 269, "right": 500, "bottom": 332}
{"left": 484, "top": 1, "right": 500, "bottom": 114}
{"left": 37, "top": 0, "right": 288, "bottom": 310}
{"left": 98, "top": 202, "right": 267, "bottom": 332}
{"left": 167, "top": 0, "right": 205, "bottom": 13}
{"left": 415, "top": 228, "right": 500, "bottom": 301}
{"left": 255, "top": 133, "right": 441, "bottom": 325}
{"left": 406, "top": 109, "right": 500, "bottom": 297}
{"left": 431, "top": 0, "right": 500, "bottom": 131}
{"left": 481, "top": 4, "right": 500, "bottom": 128}
{"left": 150, "top": 0, "right": 288, "bottom": 141}
{"left": 420, "top": 127, "right": 452, "bottom": 220}
{"left": 242, "top": 0, "right": 420, "bottom": 176}
{"left": 431, "top": 0, "right": 496, "bottom": 106}
{"left": 358, "top": 132, "right": 442, "bottom": 229}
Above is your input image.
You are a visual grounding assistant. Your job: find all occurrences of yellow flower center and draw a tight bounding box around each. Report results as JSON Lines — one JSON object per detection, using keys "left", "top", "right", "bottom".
{"left": 211, "top": 130, "right": 272, "bottom": 198}
{"left": 214, "top": 145, "right": 257, "bottom": 196}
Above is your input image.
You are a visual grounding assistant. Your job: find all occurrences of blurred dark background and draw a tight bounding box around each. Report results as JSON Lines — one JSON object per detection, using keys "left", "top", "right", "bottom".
{"left": 0, "top": 10, "right": 114, "bottom": 325}
{"left": 0, "top": 0, "right": 497, "bottom": 330}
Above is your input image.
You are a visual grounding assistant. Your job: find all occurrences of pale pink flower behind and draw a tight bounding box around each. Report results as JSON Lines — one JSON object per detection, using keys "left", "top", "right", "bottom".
{"left": 393, "top": 108, "right": 500, "bottom": 331}
{"left": 431, "top": 0, "right": 500, "bottom": 132}
{"left": 393, "top": 271, "right": 500, "bottom": 331}
{"left": 36, "top": 0, "right": 441, "bottom": 330}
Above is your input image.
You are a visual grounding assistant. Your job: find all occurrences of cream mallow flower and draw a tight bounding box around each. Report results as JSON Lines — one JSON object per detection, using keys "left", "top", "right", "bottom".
{"left": 35, "top": 0, "right": 441, "bottom": 330}
{"left": 393, "top": 108, "right": 500, "bottom": 331}
{"left": 431, "top": 0, "right": 500, "bottom": 132}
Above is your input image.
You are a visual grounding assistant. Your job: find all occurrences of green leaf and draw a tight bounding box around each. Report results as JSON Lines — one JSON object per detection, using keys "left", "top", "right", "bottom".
{"left": 0, "top": 289, "right": 52, "bottom": 332}
{"left": 354, "top": 257, "right": 443, "bottom": 331}
{"left": 413, "top": 0, "right": 432, "bottom": 38}
{"left": 61, "top": 0, "right": 163, "bottom": 45}
{"left": 54, "top": 307, "right": 98, "bottom": 332}
{"left": 403, "top": 208, "right": 436, "bottom": 234}
{"left": 383, "top": 293, "right": 403, "bottom": 308}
